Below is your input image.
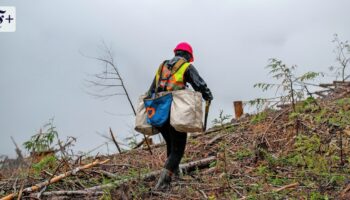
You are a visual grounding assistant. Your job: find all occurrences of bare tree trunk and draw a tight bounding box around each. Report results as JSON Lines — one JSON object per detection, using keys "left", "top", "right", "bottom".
{"left": 82, "top": 41, "right": 152, "bottom": 155}
{"left": 120, "top": 80, "right": 136, "bottom": 115}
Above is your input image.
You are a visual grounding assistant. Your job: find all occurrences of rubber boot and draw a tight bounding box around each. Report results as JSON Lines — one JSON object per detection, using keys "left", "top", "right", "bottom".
{"left": 154, "top": 168, "right": 173, "bottom": 191}
{"left": 173, "top": 167, "right": 183, "bottom": 181}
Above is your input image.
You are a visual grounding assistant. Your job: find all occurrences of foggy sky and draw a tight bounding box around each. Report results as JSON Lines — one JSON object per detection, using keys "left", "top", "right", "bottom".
{"left": 1, "top": 0, "right": 350, "bottom": 157}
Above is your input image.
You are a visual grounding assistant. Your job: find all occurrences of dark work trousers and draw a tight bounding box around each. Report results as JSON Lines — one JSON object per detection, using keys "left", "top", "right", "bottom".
{"left": 158, "top": 121, "right": 187, "bottom": 173}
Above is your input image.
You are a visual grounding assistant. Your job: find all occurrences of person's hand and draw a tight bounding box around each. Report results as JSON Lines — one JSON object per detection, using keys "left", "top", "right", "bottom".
{"left": 204, "top": 93, "right": 213, "bottom": 101}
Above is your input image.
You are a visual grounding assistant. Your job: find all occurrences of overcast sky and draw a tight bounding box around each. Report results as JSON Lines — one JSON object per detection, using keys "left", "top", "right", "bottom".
{"left": 1, "top": 0, "right": 349, "bottom": 157}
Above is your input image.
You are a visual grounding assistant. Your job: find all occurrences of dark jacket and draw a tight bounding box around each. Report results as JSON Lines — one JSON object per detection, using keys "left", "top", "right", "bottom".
{"left": 148, "top": 56, "right": 213, "bottom": 101}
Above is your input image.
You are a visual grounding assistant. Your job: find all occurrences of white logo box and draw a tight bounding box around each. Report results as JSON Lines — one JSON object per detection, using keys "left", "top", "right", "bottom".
{"left": 0, "top": 6, "right": 16, "bottom": 32}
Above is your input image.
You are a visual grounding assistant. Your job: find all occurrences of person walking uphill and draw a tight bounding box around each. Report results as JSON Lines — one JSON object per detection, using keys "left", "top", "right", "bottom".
{"left": 147, "top": 42, "right": 213, "bottom": 190}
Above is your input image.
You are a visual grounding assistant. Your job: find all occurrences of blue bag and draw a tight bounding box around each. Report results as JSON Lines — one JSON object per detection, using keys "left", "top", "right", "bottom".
{"left": 144, "top": 93, "right": 173, "bottom": 127}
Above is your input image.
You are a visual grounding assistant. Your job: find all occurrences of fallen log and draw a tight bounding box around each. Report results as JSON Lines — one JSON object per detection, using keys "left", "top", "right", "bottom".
{"left": 333, "top": 81, "right": 350, "bottom": 85}
{"left": 1, "top": 159, "right": 110, "bottom": 200}
{"left": 31, "top": 156, "right": 216, "bottom": 198}
{"left": 96, "top": 170, "right": 118, "bottom": 179}
{"left": 319, "top": 83, "right": 335, "bottom": 88}
{"left": 179, "top": 156, "right": 216, "bottom": 173}
{"left": 87, "top": 156, "right": 216, "bottom": 191}
{"left": 192, "top": 124, "right": 239, "bottom": 139}
{"left": 29, "top": 190, "right": 104, "bottom": 198}
{"left": 314, "top": 90, "right": 330, "bottom": 98}
{"left": 207, "top": 134, "right": 226, "bottom": 146}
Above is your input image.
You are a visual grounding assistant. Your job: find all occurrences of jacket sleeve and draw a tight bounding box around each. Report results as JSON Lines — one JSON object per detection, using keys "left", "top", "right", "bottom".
{"left": 184, "top": 65, "right": 213, "bottom": 101}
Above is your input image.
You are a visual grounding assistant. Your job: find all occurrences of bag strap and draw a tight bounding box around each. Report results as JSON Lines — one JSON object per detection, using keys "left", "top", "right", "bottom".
{"left": 163, "top": 63, "right": 173, "bottom": 91}
{"left": 155, "top": 61, "right": 166, "bottom": 92}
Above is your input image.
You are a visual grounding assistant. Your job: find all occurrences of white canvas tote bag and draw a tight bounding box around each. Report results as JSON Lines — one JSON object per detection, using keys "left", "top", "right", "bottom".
{"left": 170, "top": 90, "right": 203, "bottom": 132}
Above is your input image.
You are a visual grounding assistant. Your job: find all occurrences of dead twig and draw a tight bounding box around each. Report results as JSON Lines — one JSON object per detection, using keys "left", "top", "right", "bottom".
{"left": 37, "top": 160, "right": 65, "bottom": 199}
{"left": 197, "top": 189, "right": 208, "bottom": 199}
{"left": 239, "top": 182, "right": 299, "bottom": 200}
{"left": 36, "top": 186, "right": 47, "bottom": 199}
{"left": 340, "top": 184, "right": 350, "bottom": 198}
{"left": 273, "top": 182, "right": 299, "bottom": 192}
{"left": 260, "top": 108, "right": 291, "bottom": 148}
{"left": 109, "top": 127, "right": 122, "bottom": 154}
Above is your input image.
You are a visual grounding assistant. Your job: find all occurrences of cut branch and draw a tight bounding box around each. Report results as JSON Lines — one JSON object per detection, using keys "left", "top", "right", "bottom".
{"left": 1, "top": 159, "right": 110, "bottom": 200}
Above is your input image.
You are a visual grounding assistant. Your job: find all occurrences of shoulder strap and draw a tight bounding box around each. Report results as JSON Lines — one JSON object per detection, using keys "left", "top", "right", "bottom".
{"left": 155, "top": 61, "right": 166, "bottom": 91}
{"left": 177, "top": 62, "right": 191, "bottom": 75}
{"left": 170, "top": 58, "right": 186, "bottom": 75}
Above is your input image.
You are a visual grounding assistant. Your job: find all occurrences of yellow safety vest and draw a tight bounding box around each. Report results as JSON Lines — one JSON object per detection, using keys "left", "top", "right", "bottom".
{"left": 155, "top": 58, "right": 190, "bottom": 91}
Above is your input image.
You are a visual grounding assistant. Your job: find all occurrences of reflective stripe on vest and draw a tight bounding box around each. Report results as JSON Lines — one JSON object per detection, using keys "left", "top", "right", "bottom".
{"left": 155, "top": 60, "right": 190, "bottom": 91}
